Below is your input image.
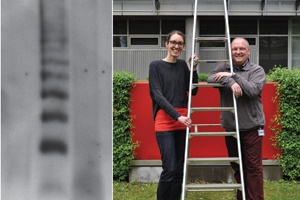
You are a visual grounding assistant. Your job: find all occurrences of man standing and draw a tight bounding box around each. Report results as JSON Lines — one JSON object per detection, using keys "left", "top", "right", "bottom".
{"left": 207, "top": 37, "right": 266, "bottom": 200}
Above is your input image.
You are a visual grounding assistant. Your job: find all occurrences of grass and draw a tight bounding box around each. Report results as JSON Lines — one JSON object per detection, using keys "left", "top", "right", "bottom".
{"left": 113, "top": 180, "right": 300, "bottom": 200}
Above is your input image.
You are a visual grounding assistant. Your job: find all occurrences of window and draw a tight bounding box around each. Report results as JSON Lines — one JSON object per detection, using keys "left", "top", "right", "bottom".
{"left": 292, "top": 19, "right": 300, "bottom": 34}
{"left": 259, "top": 19, "right": 288, "bottom": 72}
{"left": 259, "top": 19, "right": 288, "bottom": 34}
{"left": 230, "top": 38, "right": 256, "bottom": 46}
{"left": 113, "top": 36, "right": 127, "bottom": 47}
{"left": 113, "top": 20, "right": 127, "bottom": 34}
{"left": 113, "top": 18, "right": 185, "bottom": 48}
{"left": 161, "top": 19, "right": 185, "bottom": 47}
{"left": 259, "top": 36, "right": 288, "bottom": 73}
{"left": 199, "top": 18, "right": 224, "bottom": 47}
{"left": 129, "top": 20, "right": 159, "bottom": 34}
{"left": 230, "top": 19, "right": 257, "bottom": 34}
{"left": 161, "top": 20, "right": 185, "bottom": 34}
{"left": 130, "top": 37, "right": 159, "bottom": 47}
{"left": 292, "top": 20, "right": 300, "bottom": 68}
{"left": 200, "top": 18, "right": 225, "bottom": 35}
{"left": 292, "top": 36, "right": 300, "bottom": 68}
{"left": 113, "top": 20, "right": 127, "bottom": 47}
{"left": 200, "top": 18, "right": 258, "bottom": 35}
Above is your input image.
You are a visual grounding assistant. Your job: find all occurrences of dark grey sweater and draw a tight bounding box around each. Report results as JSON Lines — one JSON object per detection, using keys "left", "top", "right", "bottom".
{"left": 149, "top": 59, "right": 198, "bottom": 121}
{"left": 207, "top": 61, "right": 266, "bottom": 131}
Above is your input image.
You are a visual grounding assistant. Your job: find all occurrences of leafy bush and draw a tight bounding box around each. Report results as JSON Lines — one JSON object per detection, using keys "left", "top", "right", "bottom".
{"left": 198, "top": 73, "right": 209, "bottom": 82}
{"left": 267, "top": 67, "right": 300, "bottom": 180}
{"left": 113, "top": 71, "right": 139, "bottom": 181}
{"left": 146, "top": 73, "right": 208, "bottom": 82}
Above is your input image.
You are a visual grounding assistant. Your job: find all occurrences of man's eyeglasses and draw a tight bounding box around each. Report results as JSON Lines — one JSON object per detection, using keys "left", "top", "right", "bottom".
{"left": 169, "top": 40, "right": 185, "bottom": 47}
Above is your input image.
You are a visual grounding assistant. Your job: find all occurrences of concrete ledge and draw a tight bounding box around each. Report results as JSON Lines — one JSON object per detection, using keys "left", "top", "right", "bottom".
{"left": 132, "top": 159, "right": 280, "bottom": 166}
{"left": 129, "top": 160, "right": 282, "bottom": 182}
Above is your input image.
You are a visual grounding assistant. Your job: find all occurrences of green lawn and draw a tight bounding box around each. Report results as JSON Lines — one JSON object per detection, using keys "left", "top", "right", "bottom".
{"left": 113, "top": 180, "right": 300, "bottom": 200}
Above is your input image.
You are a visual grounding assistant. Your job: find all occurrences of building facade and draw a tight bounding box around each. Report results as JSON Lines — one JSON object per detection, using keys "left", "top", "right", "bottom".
{"left": 113, "top": 0, "right": 300, "bottom": 80}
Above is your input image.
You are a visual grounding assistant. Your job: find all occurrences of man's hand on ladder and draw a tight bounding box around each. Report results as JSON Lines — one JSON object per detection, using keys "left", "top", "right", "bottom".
{"left": 231, "top": 83, "right": 243, "bottom": 98}
{"left": 213, "top": 72, "right": 243, "bottom": 98}
{"left": 213, "top": 72, "right": 232, "bottom": 81}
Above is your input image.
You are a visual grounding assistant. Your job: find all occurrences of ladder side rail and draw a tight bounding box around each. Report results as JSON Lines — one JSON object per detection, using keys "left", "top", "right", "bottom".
{"left": 181, "top": 0, "right": 198, "bottom": 199}
{"left": 223, "top": 0, "right": 246, "bottom": 199}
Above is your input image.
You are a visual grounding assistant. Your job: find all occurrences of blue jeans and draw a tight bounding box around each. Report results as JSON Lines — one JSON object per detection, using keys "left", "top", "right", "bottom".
{"left": 156, "top": 130, "right": 186, "bottom": 200}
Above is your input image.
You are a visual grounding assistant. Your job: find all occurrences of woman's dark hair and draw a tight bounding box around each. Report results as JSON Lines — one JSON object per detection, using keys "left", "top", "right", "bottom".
{"left": 166, "top": 30, "right": 185, "bottom": 44}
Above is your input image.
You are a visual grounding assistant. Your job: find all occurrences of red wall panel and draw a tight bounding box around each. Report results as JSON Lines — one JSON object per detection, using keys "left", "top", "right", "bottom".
{"left": 130, "top": 82, "right": 280, "bottom": 160}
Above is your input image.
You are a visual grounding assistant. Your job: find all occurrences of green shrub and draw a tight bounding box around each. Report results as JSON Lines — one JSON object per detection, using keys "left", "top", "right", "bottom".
{"left": 113, "top": 71, "right": 139, "bottom": 181}
{"left": 145, "top": 73, "right": 208, "bottom": 82}
{"left": 267, "top": 67, "right": 300, "bottom": 180}
{"left": 198, "top": 73, "right": 209, "bottom": 82}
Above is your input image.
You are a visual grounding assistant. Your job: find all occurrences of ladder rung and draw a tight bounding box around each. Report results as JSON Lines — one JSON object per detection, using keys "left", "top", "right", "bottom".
{"left": 192, "top": 83, "right": 224, "bottom": 87}
{"left": 187, "top": 157, "right": 239, "bottom": 164}
{"left": 188, "top": 189, "right": 235, "bottom": 192}
{"left": 186, "top": 183, "right": 242, "bottom": 191}
{"left": 197, "top": 60, "right": 229, "bottom": 63}
{"left": 189, "top": 131, "right": 236, "bottom": 137}
{"left": 192, "top": 123, "right": 222, "bottom": 127}
{"left": 191, "top": 107, "right": 234, "bottom": 112}
{"left": 195, "top": 37, "right": 228, "bottom": 42}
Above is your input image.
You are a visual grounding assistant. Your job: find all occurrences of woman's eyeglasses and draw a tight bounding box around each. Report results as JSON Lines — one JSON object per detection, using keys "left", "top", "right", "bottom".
{"left": 169, "top": 40, "right": 185, "bottom": 47}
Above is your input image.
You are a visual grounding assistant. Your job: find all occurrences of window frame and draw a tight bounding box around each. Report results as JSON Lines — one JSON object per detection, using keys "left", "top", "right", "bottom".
{"left": 128, "top": 35, "right": 160, "bottom": 48}
{"left": 113, "top": 18, "right": 186, "bottom": 49}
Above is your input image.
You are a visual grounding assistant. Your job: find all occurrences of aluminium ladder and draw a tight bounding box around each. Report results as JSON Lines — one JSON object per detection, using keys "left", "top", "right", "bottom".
{"left": 181, "top": 0, "right": 246, "bottom": 199}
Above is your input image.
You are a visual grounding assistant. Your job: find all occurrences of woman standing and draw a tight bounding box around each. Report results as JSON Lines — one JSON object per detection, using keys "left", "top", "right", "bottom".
{"left": 149, "top": 30, "right": 199, "bottom": 200}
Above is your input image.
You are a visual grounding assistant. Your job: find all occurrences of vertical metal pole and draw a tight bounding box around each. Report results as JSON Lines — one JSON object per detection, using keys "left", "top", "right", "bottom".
{"left": 223, "top": 0, "right": 246, "bottom": 199}
{"left": 181, "top": 0, "right": 198, "bottom": 199}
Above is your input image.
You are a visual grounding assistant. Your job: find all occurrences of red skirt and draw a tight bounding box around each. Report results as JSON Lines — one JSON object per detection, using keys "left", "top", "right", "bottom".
{"left": 155, "top": 108, "right": 187, "bottom": 132}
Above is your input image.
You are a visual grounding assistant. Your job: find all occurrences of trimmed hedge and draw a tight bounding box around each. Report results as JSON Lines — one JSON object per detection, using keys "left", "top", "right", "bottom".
{"left": 198, "top": 73, "right": 209, "bottom": 82}
{"left": 268, "top": 67, "right": 300, "bottom": 180}
{"left": 113, "top": 71, "right": 139, "bottom": 181}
